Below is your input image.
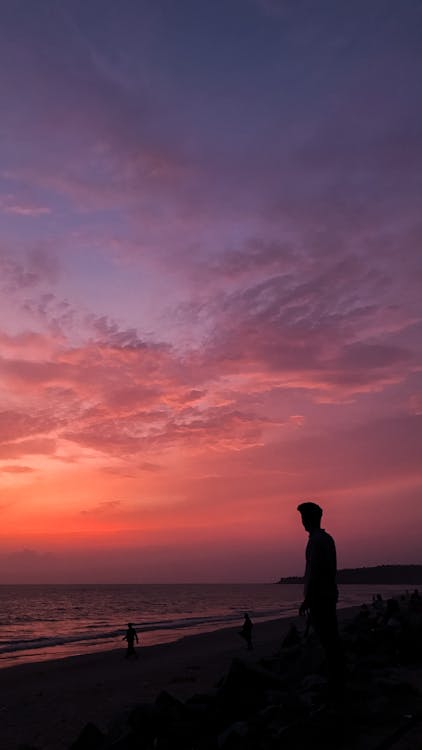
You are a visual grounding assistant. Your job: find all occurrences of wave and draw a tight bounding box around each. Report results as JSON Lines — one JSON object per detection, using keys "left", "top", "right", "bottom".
{"left": 138, "top": 607, "right": 285, "bottom": 632}
{"left": 0, "top": 629, "right": 121, "bottom": 654}
{"left": 0, "top": 607, "right": 285, "bottom": 656}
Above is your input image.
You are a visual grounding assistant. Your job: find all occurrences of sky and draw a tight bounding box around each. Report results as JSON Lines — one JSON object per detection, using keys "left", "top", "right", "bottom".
{"left": 0, "top": 0, "right": 421, "bottom": 583}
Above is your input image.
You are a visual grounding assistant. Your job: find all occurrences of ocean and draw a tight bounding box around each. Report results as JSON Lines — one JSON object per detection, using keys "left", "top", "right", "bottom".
{"left": 0, "top": 583, "right": 410, "bottom": 669}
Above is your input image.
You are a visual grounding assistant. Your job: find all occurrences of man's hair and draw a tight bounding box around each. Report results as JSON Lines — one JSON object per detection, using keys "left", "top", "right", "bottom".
{"left": 297, "top": 501, "right": 323, "bottom": 524}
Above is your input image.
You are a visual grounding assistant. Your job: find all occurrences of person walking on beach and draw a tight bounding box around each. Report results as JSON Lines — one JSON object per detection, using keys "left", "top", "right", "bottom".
{"left": 297, "top": 501, "right": 342, "bottom": 689}
{"left": 123, "top": 623, "right": 139, "bottom": 659}
{"left": 239, "top": 612, "right": 253, "bottom": 650}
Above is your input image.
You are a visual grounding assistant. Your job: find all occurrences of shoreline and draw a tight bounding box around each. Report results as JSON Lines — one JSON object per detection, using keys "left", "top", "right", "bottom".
{"left": 0, "top": 584, "right": 409, "bottom": 672}
{"left": 0, "top": 611, "right": 288, "bottom": 672}
{"left": 0, "top": 605, "right": 359, "bottom": 750}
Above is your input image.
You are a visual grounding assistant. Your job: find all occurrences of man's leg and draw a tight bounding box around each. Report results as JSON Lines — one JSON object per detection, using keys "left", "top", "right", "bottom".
{"left": 310, "top": 601, "right": 343, "bottom": 689}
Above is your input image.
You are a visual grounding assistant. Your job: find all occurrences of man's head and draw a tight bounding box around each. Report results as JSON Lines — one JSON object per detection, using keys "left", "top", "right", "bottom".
{"left": 297, "top": 501, "right": 323, "bottom": 532}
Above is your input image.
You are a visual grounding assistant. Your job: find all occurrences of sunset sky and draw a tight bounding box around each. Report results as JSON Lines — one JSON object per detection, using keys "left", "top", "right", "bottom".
{"left": 0, "top": 0, "right": 421, "bottom": 582}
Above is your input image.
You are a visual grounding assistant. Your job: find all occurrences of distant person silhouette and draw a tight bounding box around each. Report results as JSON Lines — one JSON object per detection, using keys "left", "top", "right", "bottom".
{"left": 372, "top": 593, "right": 385, "bottom": 622}
{"left": 239, "top": 612, "right": 253, "bottom": 650}
{"left": 123, "top": 623, "right": 139, "bottom": 659}
{"left": 410, "top": 589, "right": 421, "bottom": 612}
{"left": 297, "top": 501, "right": 342, "bottom": 689}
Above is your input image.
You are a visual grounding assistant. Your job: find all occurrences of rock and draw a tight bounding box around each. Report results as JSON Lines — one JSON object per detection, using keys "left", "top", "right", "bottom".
{"left": 290, "top": 637, "right": 325, "bottom": 680}
{"left": 154, "top": 690, "right": 187, "bottom": 722}
{"left": 103, "top": 702, "right": 161, "bottom": 749}
{"left": 185, "top": 700, "right": 213, "bottom": 721}
{"left": 255, "top": 703, "right": 280, "bottom": 723}
{"left": 375, "top": 677, "right": 419, "bottom": 698}
{"left": 69, "top": 722, "right": 105, "bottom": 750}
{"left": 301, "top": 673, "right": 327, "bottom": 693}
{"left": 281, "top": 624, "right": 301, "bottom": 648}
{"left": 366, "top": 694, "right": 394, "bottom": 724}
{"left": 153, "top": 690, "right": 205, "bottom": 747}
{"left": 305, "top": 705, "right": 352, "bottom": 748}
{"left": 222, "top": 658, "right": 286, "bottom": 692}
{"left": 127, "top": 701, "right": 159, "bottom": 734}
{"left": 279, "top": 690, "right": 309, "bottom": 723}
{"left": 262, "top": 688, "right": 285, "bottom": 705}
{"left": 104, "top": 709, "right": 132, "bottom": 744}
{"left": 273, "top": 645, "right": 304, "bottom": 681}
{"left": 217, "top": 721, "right": 248, "bottom": 748}
{"left": 215, "top": 658, "right": 285, "bottom": 720}
{"left": 104, "top": 731, "right": 135, "bottom": 750}
{"left": 186, "top": 692, "right": 217, "bottom": 706}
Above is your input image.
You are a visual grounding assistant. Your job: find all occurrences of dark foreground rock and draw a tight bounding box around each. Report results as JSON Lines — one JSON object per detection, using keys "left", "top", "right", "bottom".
{"left": 68, "top": 722, "right": 105, "bottom": 749}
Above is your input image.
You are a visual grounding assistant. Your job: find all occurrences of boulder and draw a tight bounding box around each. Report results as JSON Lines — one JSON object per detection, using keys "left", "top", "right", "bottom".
{"left": 215, "top": 658, "right": 285, "bottom": 720}
{"left": 217, "top": 721, "right": 248, "bottom": 748}
{"left": 127, "top": 701, "right": 160, "bottom": 735}
{"left": 154, "top": 690, "right": 187, "bottom": 722}
{"left": 69, "top": 722, "right": 105, "bottom": 750}
{"left": 300, "top": 673, "right": 327, "bottom": 693}
{"left": 281, "top": 624, "right": 301, "bottom": 649}
{"left": 104, "top": 731, "right": 136, "bottom": 750}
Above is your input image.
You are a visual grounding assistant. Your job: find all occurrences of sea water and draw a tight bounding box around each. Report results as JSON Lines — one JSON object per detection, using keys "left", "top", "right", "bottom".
{"left": 0, "top": 583, "right": 409, "bottom": 668}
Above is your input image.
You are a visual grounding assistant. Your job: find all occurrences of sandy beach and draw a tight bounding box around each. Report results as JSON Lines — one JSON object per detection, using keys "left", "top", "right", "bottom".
{"left": 1, "top": 602, "right": 421, "bottom": 750}
{"left": 0, "top": 613, "right": 302, "bottom": 750}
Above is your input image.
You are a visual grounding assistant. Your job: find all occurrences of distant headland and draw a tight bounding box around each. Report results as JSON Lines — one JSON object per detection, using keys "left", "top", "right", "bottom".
{"left": 278, "top": 564, "right": 422, "bottom": 585}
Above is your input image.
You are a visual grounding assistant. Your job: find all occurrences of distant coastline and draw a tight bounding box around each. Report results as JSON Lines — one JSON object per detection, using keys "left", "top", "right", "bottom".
{"left": 278, "top": 564, "right": 422, "bottom": 585}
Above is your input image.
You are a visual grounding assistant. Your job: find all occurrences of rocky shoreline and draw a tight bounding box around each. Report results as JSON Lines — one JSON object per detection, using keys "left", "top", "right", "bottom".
{"left": 61, "top": 594, "right": 422, "bottom": 750}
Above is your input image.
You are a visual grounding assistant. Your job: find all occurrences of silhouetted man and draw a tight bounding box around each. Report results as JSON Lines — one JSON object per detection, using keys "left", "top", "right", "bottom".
{"left": 123, "top": 622, "right": 139, "bottom": 659}
{"left": 297, "top": 501, "right": 342, "bottom": 688}
{"left": 239, "top": 612, "right": 253, "bottom": 650}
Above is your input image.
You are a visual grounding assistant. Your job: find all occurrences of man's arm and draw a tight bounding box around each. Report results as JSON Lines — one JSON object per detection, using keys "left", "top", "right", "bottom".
{"left": 299, "top": 537, "right": 321, "bottom": 614}
{"left": 299, "top": 600, "right": 309, "bottom": 616}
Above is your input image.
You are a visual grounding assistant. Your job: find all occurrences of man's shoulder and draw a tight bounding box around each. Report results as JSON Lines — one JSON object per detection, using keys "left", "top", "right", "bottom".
{"left": 321, "top": 529, "right": 336, "bottom": 547}
{"left": 311, "top": 529, "right": 336, "bottom": 547}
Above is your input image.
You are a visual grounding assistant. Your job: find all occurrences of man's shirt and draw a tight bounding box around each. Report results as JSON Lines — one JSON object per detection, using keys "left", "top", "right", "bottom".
{"left": 304, "top": 528, "right": 338, "bottom": 604}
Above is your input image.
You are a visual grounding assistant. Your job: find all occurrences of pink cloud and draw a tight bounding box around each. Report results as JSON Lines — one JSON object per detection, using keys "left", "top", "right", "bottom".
{"left": 0, "top": 248, "right": 60, "bottom": 298}
{"left": 0, "top": 438, "right": 56, "bottom": 459}
{"left": 2, "top": 203, "right": 50, "bottom": 217}
{"left": 0, "top": 276, "right": 419, "bottom": 472}
{"left": 244, "top": 413, "right": 422, "bottom": 495}
{"left": 0, "top": 410, "right": 57, "bottom": 442}
{"left": 80, "top": 500, "right": 121, "bottom": 515}
{"left": 0, "top": 331, "right": 59, "bottom": 359}
{"left": 0, "top": 251, "right": 40, "bottom": 291}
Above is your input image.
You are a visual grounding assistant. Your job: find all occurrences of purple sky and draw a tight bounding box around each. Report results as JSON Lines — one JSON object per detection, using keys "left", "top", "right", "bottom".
{"left": 0, "top": 0, "right": 421, "bottom": 582}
